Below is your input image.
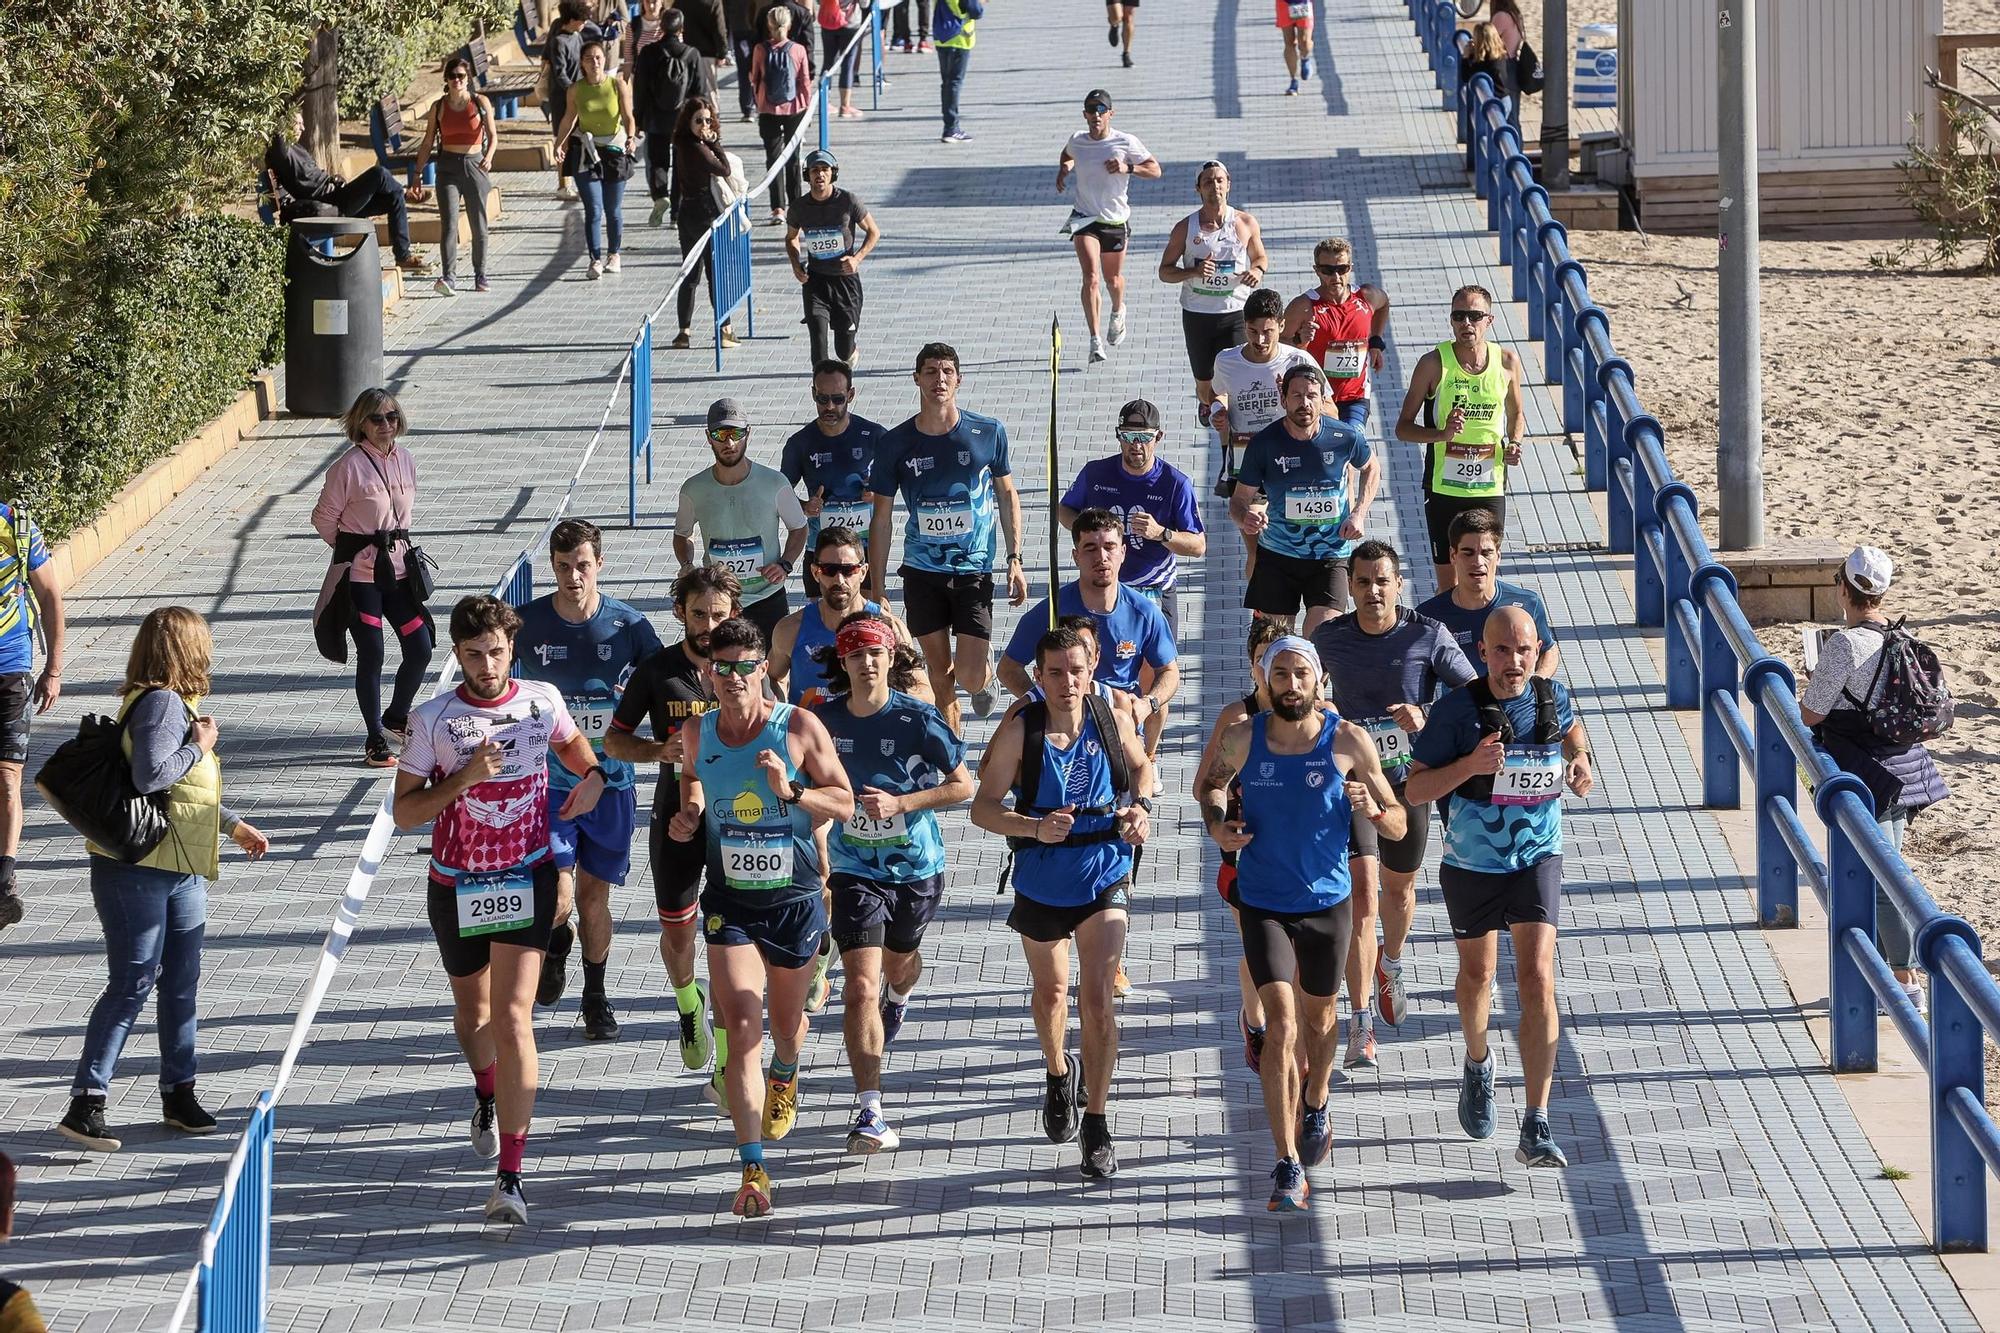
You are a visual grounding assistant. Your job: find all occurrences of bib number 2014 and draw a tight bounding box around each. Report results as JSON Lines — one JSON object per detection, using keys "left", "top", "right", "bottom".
{"left": 916, "top": 502, "right": 975, "bottom": 539}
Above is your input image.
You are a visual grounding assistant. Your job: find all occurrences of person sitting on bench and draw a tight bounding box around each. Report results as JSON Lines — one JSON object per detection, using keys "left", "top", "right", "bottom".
{"left": 265, "top": 108, "right": 431, "bottom": 272}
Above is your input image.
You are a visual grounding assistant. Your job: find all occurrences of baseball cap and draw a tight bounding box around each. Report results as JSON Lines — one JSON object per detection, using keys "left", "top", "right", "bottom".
{"left": 1083, "top": 89, "right": 1113, "bottom": 111}
{"left": 1844, "top": 545, "right": 1893, "bottom": 596}
{"left": 1117, "top": 399, "right": 1161, "bottom": 431}
{"left": 804, "top": 148, "right": 837, "bottom": 170}
{"left": 706, "top": 398, "right": 748, "bottom": 431}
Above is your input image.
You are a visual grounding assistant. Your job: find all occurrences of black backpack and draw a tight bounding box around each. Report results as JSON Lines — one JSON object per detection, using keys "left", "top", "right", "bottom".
{"left": 766, "top": 38, "right": 808, "bottom": 103}
{"left": 1844, "top": 620, "right": 1955, "bottom": 745}
{"left": 35, "top": 690, "right": 173, "bottom": 862}
{"left": 1007, "top": 692, "right": 1131, "bottom": 851}
{"left": 1458, "top": 675, "right": 1559, "bottom": 803}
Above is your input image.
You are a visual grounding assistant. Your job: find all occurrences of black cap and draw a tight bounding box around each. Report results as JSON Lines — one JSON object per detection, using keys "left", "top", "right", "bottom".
{"left": 1117, "top": 399, "right": 1161, "bottom": 431}
{"left": 1083, "top": 89, "right": 1113, "bottom": 111}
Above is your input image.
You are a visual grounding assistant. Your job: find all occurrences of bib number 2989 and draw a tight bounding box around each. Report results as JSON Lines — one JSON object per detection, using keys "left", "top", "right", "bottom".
{"left": 455, "top": 868, "right": 536, "bottom": 938}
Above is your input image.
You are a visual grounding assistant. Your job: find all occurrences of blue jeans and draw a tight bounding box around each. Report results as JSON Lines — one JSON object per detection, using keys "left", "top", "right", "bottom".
{"left": 576, "top": 171, "right": 627, "bottom": 260}
{"left": 72, "top": 857, "right": 208, "bottom": 1096}
{"left": 938, "top": 45, "right": 970, "bottom": 135}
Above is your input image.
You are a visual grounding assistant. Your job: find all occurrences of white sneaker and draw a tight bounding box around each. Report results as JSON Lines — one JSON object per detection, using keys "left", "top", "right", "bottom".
{"left": 586, "top": 258, "right": 603, "bottom": 280}
{"left": 604, "top": 253, "right": 622, "bottom": 274}
{"left": 1343, "top": 1011, "right": 1378, "bottom": 1070}
{"left": 1107, "top": 309, "right": 1127, "bottom": 346}
{"left": 433, "top": 277, "right": 458, "bottom": 297}
{"left": 484, "top": 1171, "right": 528, "bottom": 1224}
{"left": 1088, "top": 336, "right": 1108, "bottom": 364}
{"left": 845, "top": 1107, "right": 901, "bottom": 1154}
{"left": 468, "top": 1093, "right": 498, "bottom": 1159}
{"left": 556, "top": 184, "right": 580, "bottom": 202}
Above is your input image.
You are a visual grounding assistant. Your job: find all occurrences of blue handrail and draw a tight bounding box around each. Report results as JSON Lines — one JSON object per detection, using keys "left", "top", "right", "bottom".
{"left": 1415, "top": 0, "right": 1993, "bottom": 1254}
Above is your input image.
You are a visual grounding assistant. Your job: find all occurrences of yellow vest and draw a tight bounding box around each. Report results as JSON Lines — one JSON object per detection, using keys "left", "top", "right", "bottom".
{"left": 1427, "top": 339, "right": 1508, "bottom": 498}
{"left": 85, "top": 689, "right": 223, "bottom": 880}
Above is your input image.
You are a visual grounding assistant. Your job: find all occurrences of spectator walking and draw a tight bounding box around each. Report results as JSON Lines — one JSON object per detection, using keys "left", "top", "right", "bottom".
{"left": 727, "top": 0, "right": 760, "bottom": 120}
{"left": 0, "top": 1153, "right": 45, "bottom": 1332}
{"left": 819, "top": 0, "right": 866, "bottom": 119}
{"left": 752, "top": 5, "right": 814, "bottom": 225}
{"left": 54, "top": 607, "right": 270, "bottom": 1154}
{"left": 0, "top": 499, "right": 65, "bottom": 932}
{"left": 264, "top": 111, "right": 430, "bottom": 273}
{"left": 786, "top": 149, "right": 881, "bottom": 367}
{"left": 635, "top": 9, "right": 715, "bottom": 226}
{"left": 676, "top": 0, "right": 732, "bottom": 66}
{"left": 626, "top": 0, "right": 669, "bottom": 67}
{"left": 414, "top": 56, "right": 498, "bottom": 296}
{"left": 1799, "top": 546, "right": 1949, "bottom": 1015}
{"left": 891, "top": 0, "right": 929, "bottom": 52}
{"left": 1459, "top": 20, "right": 1509, "bottom": 100}
{"left": 312, "top": 388, "right": 436, "bottom": 768}
{"left": 670, "top": 95, "right": 743, "bottom": 349}
{"left": 934, "top": 0, "right": 982, "bottom": 144}
{"left": 554, "top": 40, "right": 639, "bottom": 278}
{"left": 545, "top": 0, "right": 594, "bottom": 200}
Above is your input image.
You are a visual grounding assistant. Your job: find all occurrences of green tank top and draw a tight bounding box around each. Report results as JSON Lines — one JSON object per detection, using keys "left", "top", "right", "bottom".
{"left": 571, "top": 76, "right": 622, "bottom": 138}
{"left": 1426, "top": 339, "right": 1508, "bottom": 498}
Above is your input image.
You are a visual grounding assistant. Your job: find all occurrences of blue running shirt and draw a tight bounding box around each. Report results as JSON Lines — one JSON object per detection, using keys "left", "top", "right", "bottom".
{"left": 1235, "top": 417, "right": 1373, "bottom": 560}
{"left": 1058, "top": 455, "right": 1204, "bottom": 591}
{"left": 781, "top": 415, "right": 887, "bottom": 551}
{"left": 788, "top": 599, "right": 880, "bottom": 707}
{"left": 1233, "top": 713, "right": 1354, "bottom": 914}
{"left": 1414, "top": 580, "right": 1556, "bottom": 678}
{"left": 1412, "top": 679, "right": 1575, "bottom": 873}
{"left": 869, "top": 410, "right": 1012, "bottom": 575}
{"left": 813, "top": 690, "right": 964, "bottom": 882}
{"left": 1010, "top": 707, "right": 1131, "bottom": 907}
{"left": 1002, "top": 582, "right": 1175, "bottom": 695}
{"left": 514, "top": 595, "right": 663, "bottom": 791}
{"left": 0, "top": 505, "right": 49, "bottom": 675}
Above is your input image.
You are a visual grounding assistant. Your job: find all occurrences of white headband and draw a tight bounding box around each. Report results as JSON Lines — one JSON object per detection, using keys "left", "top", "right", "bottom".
{"left": 1259, "top": 634, "right": 1322, "bottom": 680}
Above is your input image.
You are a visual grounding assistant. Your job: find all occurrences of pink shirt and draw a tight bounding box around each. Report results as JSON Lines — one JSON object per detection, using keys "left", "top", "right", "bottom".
{"left": 752, "top": 39, "right": 812, "bottom": 116}
{"left": 312, "top": 441, "right": 416, "bottom": 583}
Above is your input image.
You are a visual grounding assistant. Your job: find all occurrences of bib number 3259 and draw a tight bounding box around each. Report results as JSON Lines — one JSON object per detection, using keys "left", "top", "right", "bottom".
{"left": 455, "top": 867, "right": 536, "bottom": 938}
{"left": 1492, "top": 744, "right": 1563, "bottom": 805}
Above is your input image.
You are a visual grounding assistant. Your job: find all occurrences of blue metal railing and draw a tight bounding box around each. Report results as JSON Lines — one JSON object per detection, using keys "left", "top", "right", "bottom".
{"left": 1411, "top": 0, "right": 1995, "bottom": 1253}
{"left": 194, "top": 1092, "right": 274, "bottom": 1332}
{"left": 711, "top": 198, "right": 756, "bottom": 373}
{"left": 629, "top": 319, "right": 653, "bottom": 525}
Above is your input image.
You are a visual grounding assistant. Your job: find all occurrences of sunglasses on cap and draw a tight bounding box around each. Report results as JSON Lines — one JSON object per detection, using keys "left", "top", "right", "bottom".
{"left": 1116, "top": 427, "right": 1159, "bottom": 444}
{"left": 1449, "top": 308, "right": 1490, "bottom": 323}
{"left": 812, "top": 392, "right": 849, "bottom": 406}
{"left": 815, "top": 560, "right": 864, "bottom": 576}
{"left": 707, "top": 426, "right": 748, "bottom": 442}
{"left": 1315, "top": 262, "right": 1351, "bottom": 275}
{"left": 711, "top": 657, "right": 764, "bottom": 677}
{"left": 367, "top": 411, "right": 401, "bottom": 424}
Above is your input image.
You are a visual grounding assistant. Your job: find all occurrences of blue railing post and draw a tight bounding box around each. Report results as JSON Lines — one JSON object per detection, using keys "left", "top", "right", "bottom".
{"left": 1658, "top": 485, "right": 1699, "bottom": 709}
{"left": 196, "top": 1091, "right": 275, "bottom": 1333}
{"left": 1926, "top": 924, "right": 1989, "bottom": 1251}
{"left": 1529, "top": 219, "right": 1566, "bottom": 342}
{"left": 1548, "top": 259, "right": 1585, "bottom": 387}
{"left": 1626, "top": 415, "right": 1665, "bottom": 625}
{"left": 870, "top": 4, "right": 884, "bottom": 110}
{"left": 629, "top": 320, "right": 652, "bottom": 527}
{"left": 1745, "top": 662, "right": 1799, "bottom": 926}
{"left": 1819, "top": 777, "right": 1880, "bottom": 1072}
{"left": 711, "top": 200, "right": 754, "bottom": 371}
{"left": 1579, "top": 315, "right": 1612, "bottom": 490}
{"left": 818, "top": 74, "right": 832, "bottom": 152}
{"left": 1603, "top": 364, "right": 1634, "bottom": 554}
{"left": 1694, "top": 566, "right": 1742, "bottom": 808}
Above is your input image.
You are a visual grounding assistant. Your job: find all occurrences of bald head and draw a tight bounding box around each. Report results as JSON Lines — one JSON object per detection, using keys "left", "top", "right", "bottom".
{"left": 1479, "top": 605, "right": 1542, "bottom": 692}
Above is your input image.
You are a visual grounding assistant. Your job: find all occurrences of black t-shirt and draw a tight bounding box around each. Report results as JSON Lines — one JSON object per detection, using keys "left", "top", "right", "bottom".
{"left": 609, "top": 642, "right": 715, "bottom": 812}
{"left": 787, "top": 189, "right": 869, "bottom": 275}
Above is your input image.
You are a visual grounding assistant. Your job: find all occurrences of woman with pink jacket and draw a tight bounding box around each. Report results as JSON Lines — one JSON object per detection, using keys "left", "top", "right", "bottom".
{"left": 311, "top": 388, "right": 434, "bottom": 767}
{"left": 750, "top": 4, "right": 812, "bottom": 225}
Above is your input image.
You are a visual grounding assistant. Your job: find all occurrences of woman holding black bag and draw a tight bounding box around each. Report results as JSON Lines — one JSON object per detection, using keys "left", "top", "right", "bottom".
{"left": 553, "top": 40, "right": 639, "bottom": 279}
{"left": 313, "top": 388, "right": 436, "bottom": 767}
{"left": 55, "top": 606, "right": 268, "bottom": 1153}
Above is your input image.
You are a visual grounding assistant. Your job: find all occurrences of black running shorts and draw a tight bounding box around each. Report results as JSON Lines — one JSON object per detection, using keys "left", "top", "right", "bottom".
{"left": 1230, "top": 894, "right": 1354, "bottom": 998}
{"left": 1439, "top": 855, "right": 1562, "bottom": 939}
{"left": 425, "top": 860, "right": 560, "bottom": 978}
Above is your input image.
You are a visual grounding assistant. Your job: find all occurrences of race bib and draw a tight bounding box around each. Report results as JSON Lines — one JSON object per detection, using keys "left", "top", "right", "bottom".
{"left": 1441, "top": 444, "right": 1497, "bottom": 490}
{"left": 803, "top": 227, "right": 846, "bottom": 259}
{"left": 569, "top": 697, "right": 615, "bottom": 743}
{"left": 1284, "top": 485, "right": 1345, "bottom": 526}
{"left": 1325, "top": 340, "right": 1366, "bottom": 380}
{"left": 1287, "top": 0, "right": 1312, "bottom": 17}
{"left": 915, "top": 498, "right": 976, "bottom": 540}
{"left": 819, "top": 498, "right": 872, "bottom": 533}
{"left": 842, "top": 807, "right": 910, "bottom": 848}
{"left": 1193, "top": 258, "right": 1238, "bottom": 298}
{"left": 1363, "top": 716, "right": 1412, "bottom": 770}
{"left": 455, "top": 866, "right": 535, "bottom": 938}
{"left": 1492, "top": 743, "right": 1563, "bottom": 806}
{"left": 721, "top": 826, "right": 794, "bottom": 891}
{"left": 709, "top": 536, "right": 765, "bottom": 580}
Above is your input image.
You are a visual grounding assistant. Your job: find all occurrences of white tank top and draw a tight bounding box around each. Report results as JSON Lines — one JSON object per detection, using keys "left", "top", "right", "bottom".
{"left": 1180, "top": 206, "right": 1251, "bottom": 315}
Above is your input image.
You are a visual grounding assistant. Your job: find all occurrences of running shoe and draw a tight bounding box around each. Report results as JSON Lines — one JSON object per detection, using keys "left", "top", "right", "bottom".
{"left": 604, "top": 253, "right": 622, "bottom": 274}
{"left": 1298, "top": 1101, "right": 1332, "bottom": 1167}
{"left": 1043, "top": 1057, "right": 1081, "bottom": 1144}
{"left": 705, "top": 1062, "right": 727, "bottom": 1110}
{"left": 1107, "top": 309, "right": 1127, "bottom": 346}
{"left": 57, "top": 1096, "right": 120, "bottom": 1152}
{"left": 1285, "top": 78, "right": 1300, "bottom": 96}
{"left": 1239, "top": 1008, "right": 1266, "bottom": 1074}
{"left": 586, "top": 257, "right": 603, "bottom": 279}
{"left": 434, "top": 277, "right": 458, "bottom": 296}
{"left": 537, "top": 922, "right": 573, "bottom": 1007}
{"left": 678, "top": 983, "right": 715, "bottom": 1069}
{"left": 162, "top": 1083, "right": 217, "bottom": 1134}
{"left": 941, "top": 129, "right": 971, "bottom": 144}
{"left": 805, "top": 943, "right": 834, "bottom": 1014}
{"left": 1458, "top": 1057, "right": 1496, "bottom": 1140}
{"left": 720, "top": 325, "right": 741, "bottom": 348}
{"left": 880, "top": 993, "right": 909, "bottom": 1045}
{"left": 0, "top": 882, "right": 20, "bottom": 930}
{"left": 485, "top": 1170, "right": 528, "bottom": 1224}
{"left": 916, "top": 39, "right": 930, "bottom": 52}
{"left": 364, "top": 734, "right": 396, "bottom": 768}
{"left": 763, "top": 1069, "right": 800, "bottom": 1141}
{"left": 649, "top": 198, "right": 671, "bottom": 226}
{"left": 1122, "top": 51, "right": 1133, "bottom": 68}
{"left": 1113, "top": 964, "right": 1131, "bottom": 998}
{"left": 1343, "top": 1011, "right": 1377, "bottom": 1071}
{"left": 1197, "top": 400, "right": 1214, "bottom": 430}
{"left": 1080, "top": 1114, "right": 1118, "bottom": 1179}
{"left": 1376, "top": 954, "right": 1408, "bottom": 1027}
{"left": 469, "top": 1093, "right": 498, "bottom": 1159}
{"left": 1089, "top": 336, "right": 1108, "bottom": 364}
{"left": 1301, "top": 55, "right": 1314, "bottom": 80}
{"left": 474, "top": 277, "right": 491, "bottom": 293}
{"left": 1267, "top": 1158, "right": 1310, "bottom": 1212}
{"left": 1107, "top": 22, "right": 1118, "bottom": 45}
{"left": 846, "top": 1107, "right": 901, "bottom": 1154}
{"left": 1515, "top": 1116, "right": 1568, "bottom": 1168}
{"left": 967, "top": 681, "right": 998, "bottom": 718}
{"left": 733, "top": 1165, "right": 773, "bottom": 1218}
{"left": 581, "top": 992, "right": 620, "bottom": 1041}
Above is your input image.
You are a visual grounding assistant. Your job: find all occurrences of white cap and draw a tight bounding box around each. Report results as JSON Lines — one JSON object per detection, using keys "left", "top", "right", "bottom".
{"left": 1844, "top": 545, "right": 1894, "bottom": 596}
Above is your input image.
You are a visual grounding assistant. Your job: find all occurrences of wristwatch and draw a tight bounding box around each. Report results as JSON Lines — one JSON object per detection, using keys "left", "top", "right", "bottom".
{"left": 1368, "top": 335, "right": 1386, "bottom": 351}
{"left": 1132, "top": 796, "right": 1154, "bottom": 813}
{"left": 587, "top": 764, "right": 609, "bottom": 783}
{"left": 784, "top": 778, "right": 807, "bottom": 803}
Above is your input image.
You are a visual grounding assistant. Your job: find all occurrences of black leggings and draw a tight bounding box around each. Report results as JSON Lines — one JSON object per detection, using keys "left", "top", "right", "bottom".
{"left": 350, "top": 579, "right": 433, "bottom": 739}
{"left": 676, "top": 210, "right": 721, "bottom": 331}
{"left": 1235, "top": 895, "right": 1354, "bottom": 998}
{"left": 804, "top": 271, "right": 862, "bottom": 365}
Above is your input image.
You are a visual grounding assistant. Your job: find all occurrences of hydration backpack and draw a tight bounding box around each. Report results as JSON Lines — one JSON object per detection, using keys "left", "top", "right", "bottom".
{"left": 1844, "top": 619, "right": 1955, "bottom": 745}
{"left": 1459, "top": 675, "right": 1559, "bottom": 803}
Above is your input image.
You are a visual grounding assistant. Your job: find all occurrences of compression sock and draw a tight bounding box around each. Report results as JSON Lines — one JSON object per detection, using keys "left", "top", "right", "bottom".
{"left": 473, "top": 1062, "right": 497, "bottom": 1098}
{"left": 499, "top": 1132, "right": 527, "bottom": 1173}
{"left": 582, "top": 957, "right": 608, "bottom": 998}
{"left": 769, "top": 1055, "right": 798, "bottom": 1085}
{"left": 738, "top": 1140, "right": 765, "bottom": 1168}
{"left": 714, "top": 1024, "right": 730, "bottom": 1073}
{"left": 674, "top": 979, "right": 703, "bottom": 1014}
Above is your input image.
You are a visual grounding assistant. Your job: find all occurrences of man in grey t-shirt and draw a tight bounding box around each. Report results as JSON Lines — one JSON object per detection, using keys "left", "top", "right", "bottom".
{"left": 673, "top": 398, "right": 809, "bottom": 640}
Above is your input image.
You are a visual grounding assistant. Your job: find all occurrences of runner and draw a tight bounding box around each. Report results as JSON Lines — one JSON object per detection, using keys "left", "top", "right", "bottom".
{"left": 1105, "top": 0, "right": 1137, "bottom": 66}
{"left": 1229, "top": 364, "right": 1379, "bottom": 633}
{"left": 780, "top": 360, "right": 887, "bottom": 600}
{"left": 1392, "top": 284, "right": 1527, "bottom": 594}
{"left": 971, "top": 625, "right": 1153, "bottom": 1179}
{"left": 1210, "top": 288, "right": 1317, "bottom": 578}
{"left": 1413, "top": 507, "right": 1560, "bottom": 679}
{"left": 784, "top": 150, "right": 881, "bottom": 369}
{"left": 605, "top": 566, "right": 740, "bottom": 1092}
{"left": 810, "top": 612, "right": 972, "bottom": 1153}
{"left": 668, "top": 616, "right": 852, "bottom": 1217}
{"left": 1276, "top": 0, "right": 1315, "bottom": 96}
{"left": 1405, "top": 607, "right": 1593, "bottom": 1169}
{"left": 1055, "top": 91, "right": 1160, "bottom": 366}
{"left": 1281, "top": 237, "right": 1390, "bottom": 432}
{"left": 0, "top": 499, "right": 62, "bottom": 929}
{"left": 867, "top": 342, "right": 1028, "bottom": 731}
{"left": 998, "top": 508, "right": 1178, "bottom": 757}
{"left": 392, "top": 595, "right": 609, "bottom": 1224}
{"left": 1057, "top": 399, "right": 1205, "bottom": 637}
{"left": 1197, "top": 634, "right": 1403, "bottom": 1210}
{"left": 514, "top": 520, "right": 664, "bottom": 1040}
{"left": 1157, "top": 161, "right": 1267, "bottom": 426}
{"left": 674, "top": 397, "right": 810, "bottom": 640}
{"left": 1309, "top": 540, "right": 1475, "bottom": 1064}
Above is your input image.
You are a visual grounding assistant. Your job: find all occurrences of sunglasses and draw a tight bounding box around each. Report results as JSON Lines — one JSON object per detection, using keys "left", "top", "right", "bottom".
{"left": 1315, "top": 263, "right": 1351, "bottom": 275}
{"left": 812, "top": 392, "right": 849, "bottom": 406}
{"left": 367, "top": 411, "right": 401, "bottom": 424}
{"left": 1116, "top": 428, "right": 1158, "bottom": 444}
{"left": 1449, "top": 308, "right": 1490, "bottom": 323}
{"left": 445, "top": 72, "right": 469, "bottom": 82}
{"left": 815, "top": 560, "right": 863, "bottom": 576}
{"left": 1084, "top": 104, "right": 1110, "bottom": 115}
{"left": 707, "top": 427, "right": 748, "bottom": 442}
{"left": 711, "top": 658, "right": 764, "bottom": 677}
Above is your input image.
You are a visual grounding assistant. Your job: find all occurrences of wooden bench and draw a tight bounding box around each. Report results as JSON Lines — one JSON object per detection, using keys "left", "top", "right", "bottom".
{"left": 369, "top": 95, "right": 436, "bottom": 187}
{"left": 464, "top": 33, "right": 538, "bottom": 120}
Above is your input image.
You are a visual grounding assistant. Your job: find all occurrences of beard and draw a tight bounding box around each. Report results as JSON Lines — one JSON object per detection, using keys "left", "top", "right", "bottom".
{"left": 690, "top": 631, "right": 713, "bottom": 656}
{"left": 1273, "top": 690, "right": 1313, "bottom": 722}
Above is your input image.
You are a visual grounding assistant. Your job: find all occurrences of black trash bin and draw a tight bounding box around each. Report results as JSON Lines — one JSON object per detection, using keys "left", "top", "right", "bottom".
{"left": 285, "top": 217, "right": 385, "bottom": 417}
